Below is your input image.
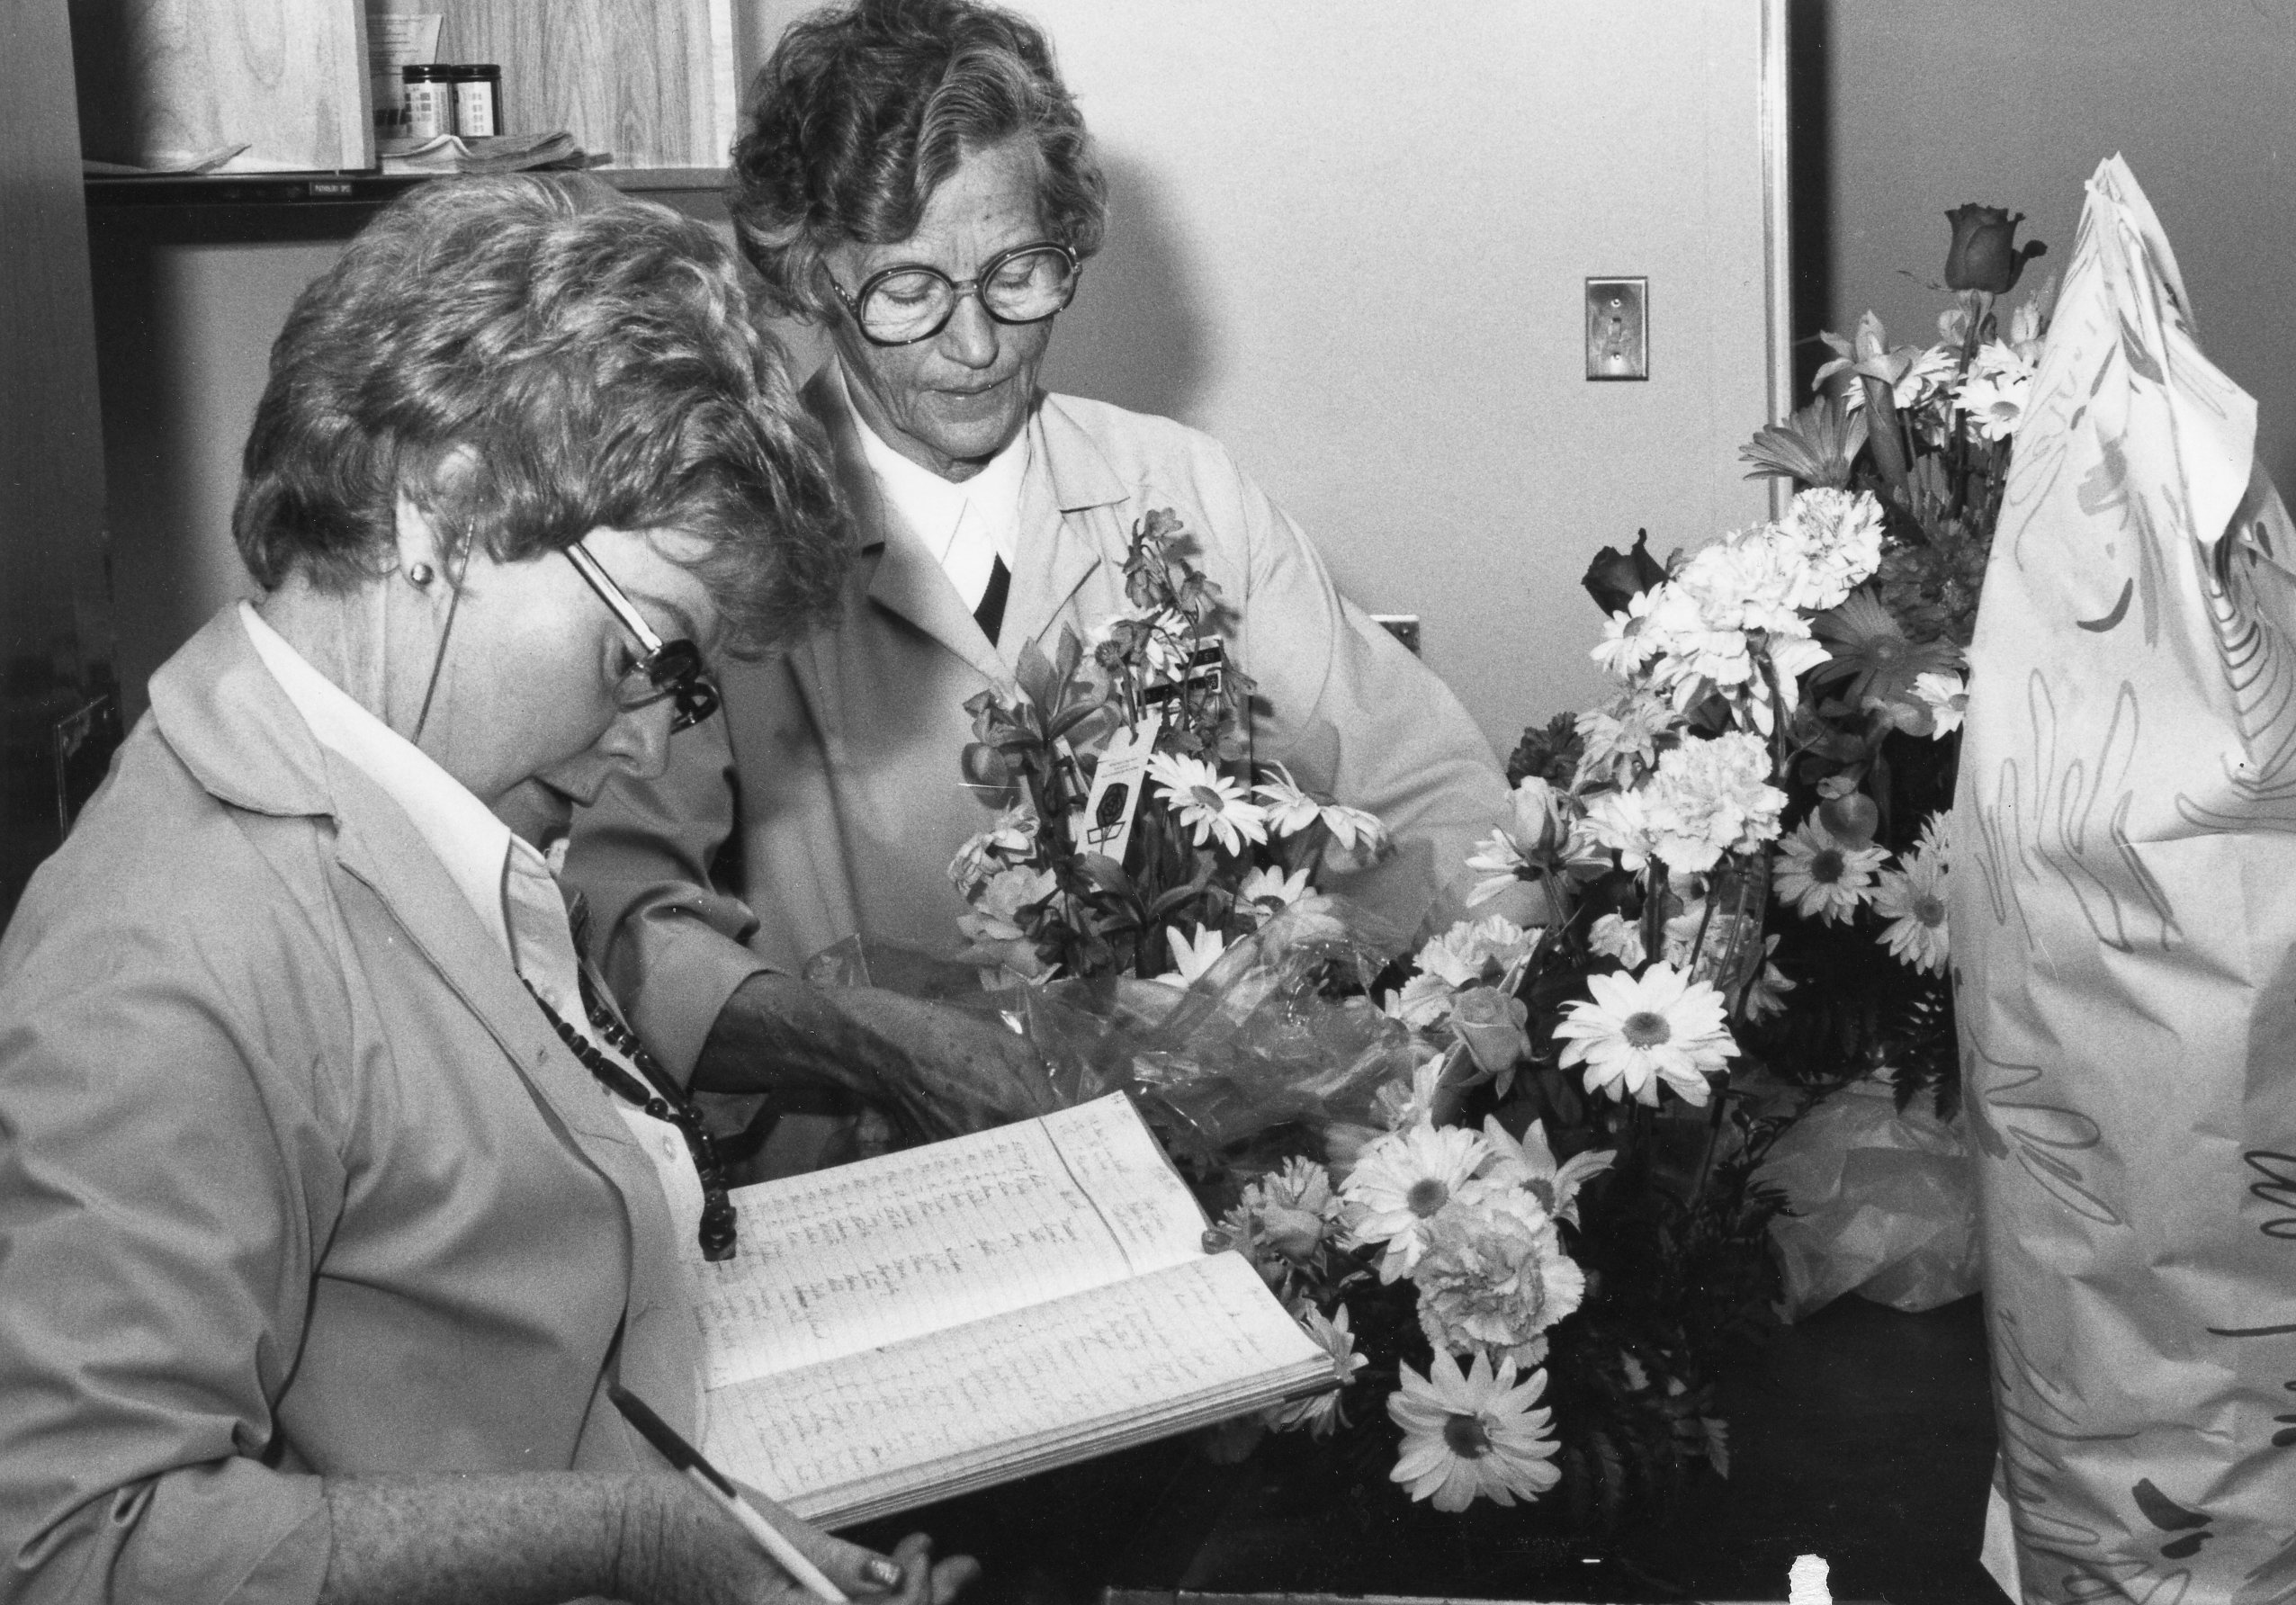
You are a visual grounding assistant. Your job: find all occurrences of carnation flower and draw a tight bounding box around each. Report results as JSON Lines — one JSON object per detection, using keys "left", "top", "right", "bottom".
{"left": 1383, "top": 972, "right": 1458, "bottom": 1030}
{"left": 1148, "top": 752, "right": 1269, "bottom": 855}
{"left": 1588, "top": 910, "right": 1647, "bottom": 968}
{"left": 1872, "top": 839, "right": 1950, "bottom": 974}
{"left": 1582, "top": 786, "right": 1658, "bottom": 872}
{"left": 1239, "top": 1155, "right": 1343, "bottom": 1261}
{"left": 1412, "top": 1180, "right": 1586, "bottom": 1366}
{"left": 1415, "top": 916, "right": 1539, "bottom": 989}
{"left": 1643, "top": 732, "right": 1787, "bottom": 873}
{"left": 948, "top": 802, "right": 1039, "bottom": 895}
{"left": 1372, "top": 1055, "right": 1449, "bottom": 1131}
{"left": 1269, "top": 1305, "right": 1368, "bottom": 1438}
{"left": 1772, "top": 819, "right": 1888, "bottom": 925}
{"left": 1780, "top": 488, "right": 1886, "bottom": 611}
{"left": 1476, "top": 1116, "right": 1613, "bottom": 1227}
{"left": 1341, "top": 1123, "right": 1490, "bottom": 1279}
{"left": 1388, "top": 1351, "right": 1562, "bottom": 1511}
{"left": 957, "top": 865, "right": 1056, "bottom": 941}
{"left": 1575, "top": 690, "right": 1676, "bottom": 784}
{"left": 1553, "top": 962, "right": 1737, "bottom": 1107}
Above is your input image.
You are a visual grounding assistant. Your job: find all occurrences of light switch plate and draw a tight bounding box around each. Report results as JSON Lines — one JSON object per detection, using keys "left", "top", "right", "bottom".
{"left": 1586, "top": 276, "right": 1648, "bottom": 381}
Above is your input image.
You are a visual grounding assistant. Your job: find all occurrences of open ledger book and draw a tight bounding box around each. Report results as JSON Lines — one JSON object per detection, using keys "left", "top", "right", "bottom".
{"left": 680, "top": 1093, "right": 1333, "bottom": 1527}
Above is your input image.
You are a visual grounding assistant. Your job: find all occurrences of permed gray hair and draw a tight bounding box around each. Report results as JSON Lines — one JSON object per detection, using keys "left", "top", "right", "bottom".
{"left": 232, "top": 174, "right": 846, "bottom": 656}
{"left": 728, "top": 0, "right": 1108, "bottom": 321}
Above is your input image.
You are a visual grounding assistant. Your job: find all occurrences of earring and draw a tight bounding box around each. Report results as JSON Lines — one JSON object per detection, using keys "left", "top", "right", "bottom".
{"left": 406, "top": 561, "right": 435, "bottom": 587}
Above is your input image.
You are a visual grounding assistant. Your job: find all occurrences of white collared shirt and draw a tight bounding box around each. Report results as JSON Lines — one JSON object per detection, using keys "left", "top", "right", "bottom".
{"left": 837, "top": 360, "right": 1029, "bottom": 616}
{"left": 237, "top": 603, "right": 706, "bottom": 1239}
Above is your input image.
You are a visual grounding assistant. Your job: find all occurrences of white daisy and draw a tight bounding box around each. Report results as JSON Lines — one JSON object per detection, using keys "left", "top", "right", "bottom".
{"left": 1912, "top": 668, "right": 1969, "bottom": 737}
{"left": 1477, "top": 1116, "right": 1613, "bottom": 1228}
{"left": 1388, "top": 1351, "right": 1562, "bottom": 1511}
{"left": 1147, "top": 752, "right": 1269, "bottom": 856}
{"left": 1164, "top": 923, "right": 1229, "bottom": 984}
{"left": 1341, "top": 1123, "right": 1490, "bottom": 1280}
{"left": 1270, "top": 1305, "right": 1368, "bottom": 1438}
{"left": 1238, "top": 864, "right": 1311, "bottom": 910}
{"left": 1772, "top": 818, "right": 1888, "bottom": 925}
{"left": 1318, "top": 802, "right": 1387, "bottom": 857}
{"left": 1871, "top": 844, "right": 1950, "bottom": 975}
{"left": 1553, "top": 962, "right": 1737, "bottom": 1107}
{"left": 1372, "top": 1056, "right": 1450, "bottom": 1133}
{"left": 1251, "top": 763, "right": 1324, "bottom": 836}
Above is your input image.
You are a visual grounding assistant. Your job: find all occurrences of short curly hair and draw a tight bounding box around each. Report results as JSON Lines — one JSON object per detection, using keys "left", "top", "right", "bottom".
{"left": 232, "top": 174, "right": 846, "bottom": 656}
{"left": 729, "top": 0, "right": 1108, "bottom": 321}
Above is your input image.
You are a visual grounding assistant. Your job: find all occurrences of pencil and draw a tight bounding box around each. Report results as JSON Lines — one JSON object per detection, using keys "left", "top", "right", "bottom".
{"left": 608, "top": 1383, "right": 851, "bottom": 1603}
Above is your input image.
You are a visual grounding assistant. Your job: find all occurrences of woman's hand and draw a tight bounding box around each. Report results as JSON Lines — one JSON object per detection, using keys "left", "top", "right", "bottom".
{"left": 620, "top": 1474, "right": 981, "bottom": 1605}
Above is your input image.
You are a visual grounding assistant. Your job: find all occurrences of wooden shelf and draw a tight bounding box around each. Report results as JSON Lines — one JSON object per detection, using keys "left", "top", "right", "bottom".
{"left": 84, "top": 166, "right": 726, "bottom": 209}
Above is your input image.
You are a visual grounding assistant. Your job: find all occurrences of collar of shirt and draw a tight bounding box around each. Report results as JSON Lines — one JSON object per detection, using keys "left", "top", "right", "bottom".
{"left": 836, "top": 359, "right": 1029, "bottom": 604}
{"left": 236, "top": 602, "right": 591, "bottom": 1031}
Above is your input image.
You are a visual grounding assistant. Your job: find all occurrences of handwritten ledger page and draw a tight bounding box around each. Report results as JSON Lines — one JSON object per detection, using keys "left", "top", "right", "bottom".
{"left": 682, "top": 1095, "right": 1331, "bottom": 1525}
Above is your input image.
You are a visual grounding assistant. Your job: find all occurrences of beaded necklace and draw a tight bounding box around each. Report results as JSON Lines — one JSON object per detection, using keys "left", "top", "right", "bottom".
{"left": 526, "top": 972, "right": 738, "bottom": 1260}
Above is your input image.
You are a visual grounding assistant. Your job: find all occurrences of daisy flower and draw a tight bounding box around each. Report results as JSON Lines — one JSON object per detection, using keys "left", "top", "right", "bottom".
{"left": 1388, "top": 1350, "right": 1562, "bottom": 1511}
{"left": 1582, "top": 786, "right": 1657, "bottom": 872}
{"left": 1810, "top": 591, "right": 1962, "bottom": 706}
{"left": 1372, "top": 1056, "right": 1449, "bottom": 1133}
{"left": 1772, "top": 818, "right": 1888, "bottom": 925}
{"left": 1318, "top": 802, "right": 1387, "bottom": 860}
{"left": 1269, "top": 1305, "right": 1368, "bottom": 1438}
{"left": 1477, "top": 1116, "right": 1613, "bottom": 1227}
{"left": 1238, "top": 864, "right": 1311, "bottom": 910}
{"left": 1341, "top": 1123, "right": 1490, "bottom": 1279}
{"left": 1591, "top": 587, "right": 1664, "bottom": 677}
{"left": 1912, "top": 668, "right": 1969, "bottom": 737}
{"left": 1871, "top": 842, "right": 1950, "bottom": 975}
{"left": 1164, "top": 923, "right": 1228, "bottom": 984}
{"left": 1147, "top": 752, "right": 1269, "bottom": 855}
{"left": 1553, "top": 962, "right": 1737, "bottom": 1107}
{"left": 1251, "top": 763, "right": 1323, "bottom": 836}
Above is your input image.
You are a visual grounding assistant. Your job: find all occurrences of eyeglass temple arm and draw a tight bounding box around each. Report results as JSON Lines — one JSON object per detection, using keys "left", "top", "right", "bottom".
{"left": 565, "top": 543, "right": 667, "bottom": 654}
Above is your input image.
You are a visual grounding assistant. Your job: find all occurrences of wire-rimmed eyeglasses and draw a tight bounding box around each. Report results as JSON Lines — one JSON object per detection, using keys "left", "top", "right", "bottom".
{"left": 828, "top": 241, "right": 1081, "bottom": 346}
{"left": 563, "top": 543, "right": 721, "bottom": 732}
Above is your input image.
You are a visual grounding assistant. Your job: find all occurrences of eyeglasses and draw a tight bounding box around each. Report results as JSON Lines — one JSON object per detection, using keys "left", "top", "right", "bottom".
{"left": 563, "top": 543, "right": 721, "bottom": 731}
{"left": 828, "top": 241, "right": 1081, "bottom": 346}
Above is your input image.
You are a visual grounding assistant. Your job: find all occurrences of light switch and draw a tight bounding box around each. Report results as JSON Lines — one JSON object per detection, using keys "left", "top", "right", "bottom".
{"left": 1586, "top": 277, "right": 1648, "bottom": 381}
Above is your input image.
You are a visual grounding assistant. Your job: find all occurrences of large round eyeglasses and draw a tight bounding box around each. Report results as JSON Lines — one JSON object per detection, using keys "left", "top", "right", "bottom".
{"left": 829, "top": 242, "right": 1081, "bottom": 346}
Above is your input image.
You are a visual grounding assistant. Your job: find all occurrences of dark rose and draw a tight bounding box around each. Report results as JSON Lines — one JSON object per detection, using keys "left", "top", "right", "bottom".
{"left": 1943, "top": 204, "right": 2047, "bottom": 294}
{"left": 1582, "top": 528, "right": 1669, "bottom": 616}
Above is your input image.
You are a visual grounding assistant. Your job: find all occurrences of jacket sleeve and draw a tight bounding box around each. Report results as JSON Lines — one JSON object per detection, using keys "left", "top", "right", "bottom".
{"left": 563, "top": 685, "right": 779, "bottom": 1080}
{"left": 1208, "top": 443, "right": 1512, "bottom": 934}
{"left": 0, "top": 880, "right": 342, "bottom": 1605}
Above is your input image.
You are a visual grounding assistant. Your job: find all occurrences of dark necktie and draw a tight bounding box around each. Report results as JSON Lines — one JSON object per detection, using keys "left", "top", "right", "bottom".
{"left": 973, "top": 554, "right": 1012, "bottom": 644}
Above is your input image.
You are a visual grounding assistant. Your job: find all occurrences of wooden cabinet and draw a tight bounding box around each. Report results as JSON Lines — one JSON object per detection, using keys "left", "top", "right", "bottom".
{"left": 67, "top": 0, "right": 740, "bottom": 175}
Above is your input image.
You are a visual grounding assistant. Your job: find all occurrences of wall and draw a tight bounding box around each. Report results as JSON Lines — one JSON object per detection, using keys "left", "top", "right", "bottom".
{"left": 1809, "top": 0, "right": 2296, "bottom": 492}
{"left": 91, "top": 2, "right": 1783, "bottom": 753}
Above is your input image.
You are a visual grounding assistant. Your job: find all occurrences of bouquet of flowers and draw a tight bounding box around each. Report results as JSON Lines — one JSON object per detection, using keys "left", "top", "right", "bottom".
{"left": 949, "top": 508, "right": 1389, "bottom": 988}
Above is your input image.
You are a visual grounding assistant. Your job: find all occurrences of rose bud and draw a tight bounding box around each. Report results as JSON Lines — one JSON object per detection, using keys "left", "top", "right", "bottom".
{"left": 1451, "top": 987, "right": 1532, "bottom": 1078}
{"left": 1582, "top": 528, "right": 1669, "bottom": 615}
{"left": 1943, "top": 204, "right": 2047, "bottom": 294}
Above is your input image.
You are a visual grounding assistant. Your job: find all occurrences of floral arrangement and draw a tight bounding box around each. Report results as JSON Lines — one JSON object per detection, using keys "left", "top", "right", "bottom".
{"left": 927, "top": 204, "right": 2049, "bottom": 1525}
{"left": 949, "top": 508, "right": 1388, "bottom": 987}
{"left": 1196, "top": 205, "right": 2055, "bottom": 1519}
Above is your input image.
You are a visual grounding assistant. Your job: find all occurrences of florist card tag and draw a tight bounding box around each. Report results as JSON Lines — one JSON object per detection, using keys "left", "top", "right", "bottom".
{"left": 1080, "top": 712, "right": 1161, "bottom": 866}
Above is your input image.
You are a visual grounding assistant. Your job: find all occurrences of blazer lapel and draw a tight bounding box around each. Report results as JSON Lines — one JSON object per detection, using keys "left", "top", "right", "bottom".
{"left": 805, "top": 368, "right": 1009, "bottom": 686}
{"left": 1000, "top": 393, "right": 1130, "bottom": 657}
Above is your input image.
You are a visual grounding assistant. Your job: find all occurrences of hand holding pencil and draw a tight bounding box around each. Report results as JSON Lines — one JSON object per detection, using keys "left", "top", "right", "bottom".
{"left": 610, "top": 1383, "right": 981, "bottom": 1605}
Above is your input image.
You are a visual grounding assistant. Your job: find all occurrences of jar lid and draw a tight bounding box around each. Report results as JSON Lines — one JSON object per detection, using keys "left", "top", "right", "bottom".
{"left": 450, "top": 63, "right": 502, "bottom": 79}
{"left": 401, "top": 63, "right": 453, "bottom": 81}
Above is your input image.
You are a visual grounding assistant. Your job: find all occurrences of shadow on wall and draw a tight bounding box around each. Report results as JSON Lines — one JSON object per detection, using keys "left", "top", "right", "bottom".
{"left": 1039, "top": 151, "right": 1208, "bottom": 425}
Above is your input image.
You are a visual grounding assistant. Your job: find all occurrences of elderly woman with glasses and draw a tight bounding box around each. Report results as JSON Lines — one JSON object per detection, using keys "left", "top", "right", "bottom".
{"left": 0, "top": 175, "right": 978, "bottom": 1605}
{"left": 566, "top": 0, "right": 1519, "bottom": 1174}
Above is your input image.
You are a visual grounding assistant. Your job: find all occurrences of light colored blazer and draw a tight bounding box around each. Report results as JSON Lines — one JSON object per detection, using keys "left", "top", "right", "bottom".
{"left": 568, "top": 372, "right": 1512, "bottom": 1078}
{"left": 0, "top": 609, "right": 698, "bottom": 1605}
